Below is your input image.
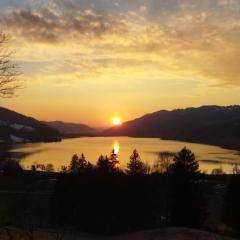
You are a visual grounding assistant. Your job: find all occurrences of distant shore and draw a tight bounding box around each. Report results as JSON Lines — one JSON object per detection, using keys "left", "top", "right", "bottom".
{"left": 3, "top": 134, "right": 240, "bottom": 154}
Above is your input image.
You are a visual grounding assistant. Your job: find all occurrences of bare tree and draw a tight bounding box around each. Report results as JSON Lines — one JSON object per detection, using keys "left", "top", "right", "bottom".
{"left": 153, "top": 151, "right": 175, "bottom": 174}
{"left": 45, "top": 163, "right": 55, "bottom": 172}
{"left": 232, "top": 164, "right": 240, "bottom": 174}
{"left": 211, "top": 167, "right": 225, "bottom": 175}
{"left": 0, "top": 32, "right": 21, "bottom": 97}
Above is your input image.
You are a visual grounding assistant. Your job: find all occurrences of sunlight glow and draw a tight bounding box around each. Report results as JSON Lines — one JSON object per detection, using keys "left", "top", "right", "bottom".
{"left": 112, "top": 117, "right": 121, "bottom": 126}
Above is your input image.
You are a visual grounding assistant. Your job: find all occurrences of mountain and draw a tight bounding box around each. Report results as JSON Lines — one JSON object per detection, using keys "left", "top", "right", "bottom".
{"left": 43, "top": 121, "right": 96, "bottom": 136}
{"left": 0, "top": 107, "right": 61, "bottom": 144}
{"left": 104, "top": 105, "right": 240, "bottom": 150}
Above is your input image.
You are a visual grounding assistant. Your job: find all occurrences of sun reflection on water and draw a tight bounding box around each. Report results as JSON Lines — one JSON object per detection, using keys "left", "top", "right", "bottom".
{"left": 113, "top": 141, "right": 120, "bottom": 154}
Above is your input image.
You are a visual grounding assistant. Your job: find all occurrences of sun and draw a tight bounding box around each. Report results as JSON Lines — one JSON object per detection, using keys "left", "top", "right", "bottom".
{"left": 112, "top": 117, "right": 121, "bottom": 126}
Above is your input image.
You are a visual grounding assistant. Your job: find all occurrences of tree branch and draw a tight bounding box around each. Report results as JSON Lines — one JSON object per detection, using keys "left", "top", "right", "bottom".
{"left": 0, "top": 32, "right": 22, "bottom": 98}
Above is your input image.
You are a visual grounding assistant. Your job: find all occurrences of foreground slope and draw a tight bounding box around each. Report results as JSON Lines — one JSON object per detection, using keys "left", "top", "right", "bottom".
{"left": 1, "top": 228, "right": 236, "bottom": 240}
{"left": 104, "top": 106, "right": 240, "bottom": 150}
{"left": 114, "top": 228, "right": 235, "bottom": 240}
{"left": 0, "top": 107, "right": 61, "bottom": 144}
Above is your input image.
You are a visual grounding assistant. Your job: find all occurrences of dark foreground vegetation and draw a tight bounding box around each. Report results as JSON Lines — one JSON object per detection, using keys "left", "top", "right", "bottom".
{"left": 0, "top": 147, "right": 239, "bottom": 239}
{"left": 52, "top": 148, "right": 205, "bottom": 235}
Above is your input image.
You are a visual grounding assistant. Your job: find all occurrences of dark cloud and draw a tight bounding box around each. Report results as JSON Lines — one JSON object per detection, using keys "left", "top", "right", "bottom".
{"left": 2, "top": 7, "right": 123, "bottom": 43}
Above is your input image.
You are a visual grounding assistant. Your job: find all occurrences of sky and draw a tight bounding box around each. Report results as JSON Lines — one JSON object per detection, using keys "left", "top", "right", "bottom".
{"left": 0, "top": 0, "right": 240, "bottom": 126}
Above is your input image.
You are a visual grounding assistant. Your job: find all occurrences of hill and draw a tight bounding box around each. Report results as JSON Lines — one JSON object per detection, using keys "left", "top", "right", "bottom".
{"left": 104, "top": 105, "right": 240, "bottom": 150}
{"left": 0, "top": 107, "right": 61, "bottom": 144}
{"left": 43, "top": 121, "right": 96, "bottom": 136}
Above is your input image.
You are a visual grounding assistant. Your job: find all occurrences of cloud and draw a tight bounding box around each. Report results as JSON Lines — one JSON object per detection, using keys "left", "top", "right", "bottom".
{"left": 0, "top": 0, "right": 240, "bottom": 87}
{"left": 2, "top": 7, "right": 123, "bottom": 43}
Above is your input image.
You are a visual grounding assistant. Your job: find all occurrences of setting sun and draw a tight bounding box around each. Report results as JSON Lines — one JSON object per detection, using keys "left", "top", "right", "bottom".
{"left": 112, "top": 117, "right": 121, "bottom": 126}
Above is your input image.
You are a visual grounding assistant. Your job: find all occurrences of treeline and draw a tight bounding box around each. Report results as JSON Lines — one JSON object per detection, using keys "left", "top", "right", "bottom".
{"left": 51, "top": 147, "right": 206, "bottom": 234}
{"left": 58, "top": 148, "right": 197, "bottom": 175}
{"left": 60, "top": 149, "right": 150, "bottom": 175}
{"left": 50, "top": 148, "right": 240, "bottom": 236}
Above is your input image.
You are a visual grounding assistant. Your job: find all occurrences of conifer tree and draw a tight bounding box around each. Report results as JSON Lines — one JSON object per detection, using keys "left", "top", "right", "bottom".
{"left": 110, "top": 149, "right": 120, "bottom": 170}
{"left": 78, "top": 153, "right": 88, "bottom": 170}
{"left": 96, "top": 155, "right": 112, "bottom": 172}
{"left": 69, "top": 154, "right": 79, "bottom": 173}
{"left": 169, "top": 147, "right": 205, "bottom": 227}
{"left": 126, "top": 149, "right": 147, "bottom": 175}
{"left": 170, "top": 147, "right": 199, "bottom": 175}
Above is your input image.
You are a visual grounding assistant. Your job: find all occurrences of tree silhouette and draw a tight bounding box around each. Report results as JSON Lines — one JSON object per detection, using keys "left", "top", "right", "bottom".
{"left": 78, "top": 154, "right": 88, "bottom": 169}
{"left": 69, "top": 154, "right": 79, "bottom": 173}
{"left": 211, "top": 167, "right": 225, "bottom": 175}
{"left": 126, "top": 149, "right": 147, "bottom": 175}
{"left": 153, "top": 151, "right": 174, "bottom": 173}
{"left": 96, "top": 155, "right": 112, "bottom": 173}
{"left": 0, "top": 33, "right": 21, "bottom": 98}
{"left": 232, "top": 164, "right": 240, "bottom": 174}
{"left": 170, "top": 147, "right": 199, "bottom": 175}
{"left": 78, "top": 153, "right": 93, "bottom": 172}
{"left": 45, "top": 163, "right": 54, "bottom": 172}
{"left": 109, "top": 149, "right": 120, "bottom": 171}
{"left": 60, "top": 165, "right": 68, "bottom": 173}
{"left": 168, "top": 147, "right": 205, "bottom": 227}
{"left": 68, "top": 154, "right": 92, "bottom": 173}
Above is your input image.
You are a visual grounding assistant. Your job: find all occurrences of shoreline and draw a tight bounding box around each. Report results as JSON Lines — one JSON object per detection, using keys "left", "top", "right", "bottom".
{"left": 2, "top": 135, "right": 240, "bottom": 153}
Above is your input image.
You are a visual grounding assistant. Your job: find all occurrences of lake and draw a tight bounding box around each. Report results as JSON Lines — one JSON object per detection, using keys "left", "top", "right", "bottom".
{"left": 7, "top": 137, "right": 240, "bottom": 174}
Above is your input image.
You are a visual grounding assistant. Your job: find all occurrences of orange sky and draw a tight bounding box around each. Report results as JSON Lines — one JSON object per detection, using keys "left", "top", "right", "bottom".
{"left": 1, "top": 0, "right": 240, "bottom": 127}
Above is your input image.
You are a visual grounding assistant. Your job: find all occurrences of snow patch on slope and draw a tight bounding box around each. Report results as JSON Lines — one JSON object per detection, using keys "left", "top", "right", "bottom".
{"left": 10, "top": 123, "right": 34, "bottom": 132}
{"left": 10, "top": 135, "right": 27, "bottom": 143}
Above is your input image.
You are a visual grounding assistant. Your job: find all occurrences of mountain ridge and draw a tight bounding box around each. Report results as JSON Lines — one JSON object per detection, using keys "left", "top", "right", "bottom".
{"left": 2, "top": 105, "right": 240, "bottom": 150}
{"left": 43, "top": 121, "right": 97, "bottom": 136}
{"left": 0, "top": 107, "right": 61, "bottom": 144}
{"left": 103, "top": 105, "right": 240, "bottom": 150}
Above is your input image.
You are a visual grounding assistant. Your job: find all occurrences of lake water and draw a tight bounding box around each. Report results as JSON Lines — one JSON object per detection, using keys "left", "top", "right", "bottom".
{"left": 8, "top": 137, "right": 240, "bottom": 174}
